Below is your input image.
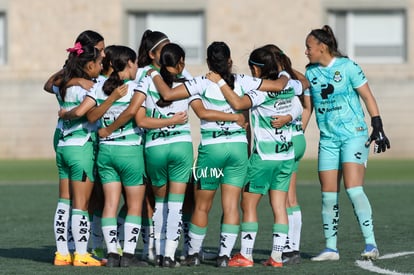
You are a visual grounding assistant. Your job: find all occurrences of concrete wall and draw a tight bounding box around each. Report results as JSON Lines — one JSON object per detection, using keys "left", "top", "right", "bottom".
{"left": 0, "top": 0, "right": 412, "bottom": 159}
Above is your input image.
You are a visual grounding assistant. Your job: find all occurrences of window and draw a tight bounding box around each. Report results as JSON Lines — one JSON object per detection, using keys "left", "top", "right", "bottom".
{"left": 328, "top": 10, "right": 406, "bottom": 63}
{"left": 0, "top": 13, "right": 6, "bottom": 65}
{"left": 128, "top": 12, "right": 204, "bottom": 64}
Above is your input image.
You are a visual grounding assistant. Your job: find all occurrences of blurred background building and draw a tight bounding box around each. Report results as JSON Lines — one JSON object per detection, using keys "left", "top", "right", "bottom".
{"left": 0, "top": 0, "right": 412, "bottom": 159}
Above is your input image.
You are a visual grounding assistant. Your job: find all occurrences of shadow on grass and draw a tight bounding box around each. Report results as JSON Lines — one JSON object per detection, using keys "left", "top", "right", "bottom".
{"left": 0, "top": 246, "right": 55, "bottom": 264}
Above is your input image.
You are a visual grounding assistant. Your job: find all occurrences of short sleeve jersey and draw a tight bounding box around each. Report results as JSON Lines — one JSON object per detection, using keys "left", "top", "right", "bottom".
{"left": 136, "top": 75, "right": 193, "bottom": 147}
{"left": 305, "top": 57, "right": 368, "bottom": 140}
{"left": 246, "top": 80, "right": 300, "bottom": 160}
{"left": 184, "top": 74, "right": 262, "bottom": 145}
{"left": 95, "top": 80, "right": 143, "bottom": 146}
{"left": 56, "top": 84, "right": 98, "bottom": 146}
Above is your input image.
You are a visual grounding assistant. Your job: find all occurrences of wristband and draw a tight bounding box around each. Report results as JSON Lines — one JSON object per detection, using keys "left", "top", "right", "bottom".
{"left": 218, "top": 79, "right": 226, "bottom": 88}
{"left": 278, "top": 70, "right": 290, "bottom": 79}
{"left": 150, "top": 70, "right": 160, "bottom": 78}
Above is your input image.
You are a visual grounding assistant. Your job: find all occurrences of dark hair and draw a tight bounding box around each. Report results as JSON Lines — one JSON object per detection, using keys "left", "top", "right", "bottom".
{"left": 261, "top": 44, "right": 297, "bottom": 80}
{"left": 309, "top": 25, "right": 346, "bottom": 57}
{"left": 103, "top": 46, "right": 137, "bottom": 96}
{"left": 137, "top": 30, "right": 169, "bottom": 67}
{"left": 157, "top": 43, "right": 186, "bottom": 107}
{"left": 75, "top": 30, "right": 104, "bottom": 47}
{"left": 207, "top": 41, "right": 235, "bottom": 89}
{"left": 59, "top": 44, "right": 100, "bottom": 101}
{"left": 248, "top": 47, "right": 279, "bottom": 80}
{"left": 102, "top": 45, "right": 117, "bottom": 76}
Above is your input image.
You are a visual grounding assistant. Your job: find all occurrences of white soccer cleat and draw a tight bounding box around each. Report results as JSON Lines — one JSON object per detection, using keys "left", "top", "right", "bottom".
{"left": 361, "top": 244, "right": 379, "bottom": 260}
{"left": 311, "top": 248, "right": 340, "bottom": 261}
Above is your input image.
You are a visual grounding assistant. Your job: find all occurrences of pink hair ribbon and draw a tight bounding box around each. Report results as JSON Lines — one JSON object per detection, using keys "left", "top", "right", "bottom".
{"left": 66, "top": 42, "right": 84, "bottom": 56}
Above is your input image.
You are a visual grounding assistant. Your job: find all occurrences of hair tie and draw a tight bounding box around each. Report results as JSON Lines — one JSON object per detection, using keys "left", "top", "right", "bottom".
{"left": 149, "top": 37, "right": 169, "bottom": 53}
{"left": 249, "top": 60, "right": 265, "bottom": 67}
{"left": 66, "top": 42, "right": 84, "bottom": 56}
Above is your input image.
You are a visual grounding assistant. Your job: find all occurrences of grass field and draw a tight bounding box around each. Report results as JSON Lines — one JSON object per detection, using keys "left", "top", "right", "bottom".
{"left": 0, "top": 159, "right": 413, "bottom": 274}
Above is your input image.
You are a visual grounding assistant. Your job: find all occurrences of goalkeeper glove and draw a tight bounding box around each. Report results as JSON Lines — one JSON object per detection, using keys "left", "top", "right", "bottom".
{"left": 365, "top": 116, "right": 390, "bottom": 153}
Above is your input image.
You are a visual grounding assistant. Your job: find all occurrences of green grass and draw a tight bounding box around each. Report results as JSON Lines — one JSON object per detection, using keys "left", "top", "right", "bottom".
{"left": 0, "top": 159, "right": 413, "bottom": 274}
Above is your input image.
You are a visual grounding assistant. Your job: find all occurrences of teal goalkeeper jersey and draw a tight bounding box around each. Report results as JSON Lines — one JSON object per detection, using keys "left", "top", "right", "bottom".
{"left": 305, "top": 57, "right": 369, "bottom": 140}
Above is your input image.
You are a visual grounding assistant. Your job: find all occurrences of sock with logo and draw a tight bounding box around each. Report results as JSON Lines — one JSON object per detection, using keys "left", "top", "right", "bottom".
{"left": 164, "top": 193, "right": 185, "bottom": 259}
{"left": 271, "top": 223, "right": 288, "bottom": 262}
{"left": 102, "top": 217, "right": 118, "bottom": 254}
{"left": 123, "top": 215, "right": 142, "bottom": 255}
{"left": 218, "top": 223, "right": 240, "bottom": 257}
{"left": 240, "top": 222, "right": 258, "bottom": 261}
{"left": 322, "top": 192, "right": 339, "bottom": 250}
{"left": 346, "top": 186, "right": 376, "bottom": 246}
{"left": 71, "top": 209, "right": 90, "bottom": 255}
{"left": 54, "top": 198, "right": 71, "bottom": 255}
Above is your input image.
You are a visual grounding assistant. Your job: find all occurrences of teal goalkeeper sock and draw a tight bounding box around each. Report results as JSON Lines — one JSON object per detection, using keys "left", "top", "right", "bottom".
{"left": 321, "top": 192, "right": 339, "bottom": 251}
{"left": 346, "top": 186, "right": 376, "bottom": 246}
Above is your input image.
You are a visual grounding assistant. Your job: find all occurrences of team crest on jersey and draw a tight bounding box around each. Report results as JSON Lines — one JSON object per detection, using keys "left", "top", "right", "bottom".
{"left": 333, "top": 71, "right": 342, "bottom": 82}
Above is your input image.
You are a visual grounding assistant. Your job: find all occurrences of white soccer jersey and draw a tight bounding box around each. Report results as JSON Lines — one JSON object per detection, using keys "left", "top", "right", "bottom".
{"left": 136, "top": 75, "right": 193, "bottom": 147}
{"left": 95, "top": 80, "right": 144, "bottom": 146}
{"left": 56, "top": 84, "right": 98, "bottom": 147}
{"left": 247, "top": 80, "right": 302, "bottom": 160}
{"left": 184, "top": 74, "right": 262, "bottom": 145}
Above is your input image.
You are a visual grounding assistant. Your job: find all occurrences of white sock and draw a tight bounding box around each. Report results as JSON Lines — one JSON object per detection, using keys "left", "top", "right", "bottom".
{"left": 291, "top": 207, "right": 302, "bottom": 251}
{"left": 71, "top": 209, "right": 90, "bottom": 255}
{"left": 218, "top": 224, "right": 240, "bottom": 257}
{"left": 284, "top": 208, "right": 294, "bottom": 253}
{"left": 153, "top": 201, "right": 167, "bottom": 256}
{"left": 122, "top": 216, "right": 141, "bottom": 255}
{"left": 271, "top": 224, "right": 288, "bottom": 262}
{"left": 164, "top": 201, "right": 183, "bottom": 258}
{"left": 188, "top": 225, "right": 207, "bottom": 256}
{"left": 54, "top": 199, "right": 70, "bottom": 255}
{"left": 240, "top": 231, "right": 256, "bottom": 261}
{"left": 101, "top": 217, "right": 118, "bottom": 254}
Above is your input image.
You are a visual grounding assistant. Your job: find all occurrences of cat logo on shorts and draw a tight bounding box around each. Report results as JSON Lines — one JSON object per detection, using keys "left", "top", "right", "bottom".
{"left": 333, "top": 71, "right": 342, "bottom": 82}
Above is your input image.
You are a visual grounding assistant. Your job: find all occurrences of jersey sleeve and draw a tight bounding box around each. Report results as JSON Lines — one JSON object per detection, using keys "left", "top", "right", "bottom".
{"left": 245, "top": 90, "right": 266, "bottom": 108}
{"left": 184, "top": 76, "right": 205, "bottom": 96}
{"left": 347, "top": 60, "right": 368, "bottom": 89}
{"left": 236, "top": 74, "right": 262, "bottom": 92}
{"left": 289, "top": 79, "right": 303, "bottom": 96}
{"left": 135, "top": 75, "right": 150, "bottom": 96}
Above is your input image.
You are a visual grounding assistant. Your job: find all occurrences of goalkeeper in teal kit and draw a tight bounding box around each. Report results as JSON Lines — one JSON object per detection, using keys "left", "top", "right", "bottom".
{"left": 302, "top": 25, "right": 390, "bottom": 261}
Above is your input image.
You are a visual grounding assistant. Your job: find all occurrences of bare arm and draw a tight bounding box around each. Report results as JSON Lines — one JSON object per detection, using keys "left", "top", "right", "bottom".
{"left": 87, "top": 84, "right": 128, "bottom": 123}
{"left": 205, "top": 73, "right": 252, "bottom": 111}
{"left": 292, "top": 69, "right": 310, "bottom": 91}
{"left": 58, "top": 96, "right": 96, "bottom": 120}
{"left": 44, "top": 69, "right": 64, "bottom": 94}
{"left": 301, "top": 94, "right": 313, "bottom": 131}
{"left": 98, "top": 92, "right": 146, "bottom": 138}
{"left": 148, "top": 70, "right": 189, "bottom": 101}
{"left": 357, "top": 83, "right": 380, "bottom": 117}
{"left": 357, "top": 82, "right": 390, "bottom": 153}
{"left": 190, "top": 99, "right": 247, "bottom": 129}
{"left": 135, "top": 107, "right": 188, "bottom": 129}
{"left": 258, "top": 74, "right": 289, "bottom": 92}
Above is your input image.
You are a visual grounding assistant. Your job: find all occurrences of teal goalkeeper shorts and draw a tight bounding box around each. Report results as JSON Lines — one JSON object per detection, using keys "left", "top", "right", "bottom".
{"left": 318, "top": 135, "right": 369, "bottom": 171}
